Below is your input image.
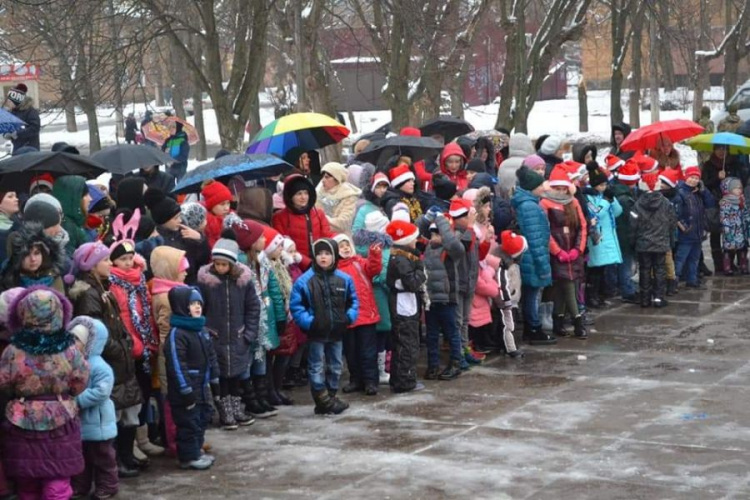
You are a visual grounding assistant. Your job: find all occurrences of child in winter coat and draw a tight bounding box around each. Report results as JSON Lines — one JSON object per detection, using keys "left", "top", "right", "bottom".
{"left": 0, "top": 287, "right": 23, "bottom": 500}
{"left": 0, "top": 287, "right": 89, "bottom": 499}
{"left": 69, "top": 316, "right": 119, "bottom": 499}
{"left": 492, "top": 230, "right": 528, "bottom": 358}
{"left": 198, "top": 237, "right": 260, "bottom": 430}
{"left": 542, "top": 165, "right": 588, "bottom": 339}
{"left": 291, "top": 238, "right": 359, "bottom": 414}
{"left": 631, "top": 173, "right": 677, "bottom": 307}
{"left": 201, "top": 181, "right": 233, "bottom": 248}
{"left": 719, "top": 177, "right": 750, "bottom": 275}
{"left": 674, "top": 167, "right": 716, "bottom": 288}
{"left": 334, "top": 233, "right": 382, "bottom": 395}
{"left": 469, "top": 240, "right": 500, "bottom": 354}
{"left": 658, "top": 169, "right": 682, "bottom": 295}
{"left": 385, "top": 221, "right": 427, "bottom": 393}
{"left": 422, "top": 213, "right": 468, "bottom": 380}
{"left": 163, "top": 286, "right": 220, "bottom": 470}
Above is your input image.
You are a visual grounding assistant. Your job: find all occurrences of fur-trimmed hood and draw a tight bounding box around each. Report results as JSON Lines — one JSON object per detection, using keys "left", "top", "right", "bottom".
{"left": 7, "top": 285, "right": 72, "bottom": 334}
{"left": 3, "top": 222, "right": 67, "bottom": 279}
{"left": 197, "top": 261, "right": 252, "bottom": 288}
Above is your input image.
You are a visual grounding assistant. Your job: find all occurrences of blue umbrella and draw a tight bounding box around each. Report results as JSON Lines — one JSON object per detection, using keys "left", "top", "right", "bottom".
{"left": 0, "top": 108, "right": 25, "bottom": 134}
{"left": 172, "top": 153, "right": 294, "bottom": 194}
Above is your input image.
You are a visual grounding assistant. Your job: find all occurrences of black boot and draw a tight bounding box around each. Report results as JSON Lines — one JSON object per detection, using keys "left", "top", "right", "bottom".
{"left": 527, "top": 326, "right": 557, "bottom": 345}
{"left": 552, "top": 314, "right": 569, "bottom": 337}
{"left": 700, "top": 259, "right": 713, "bottom": 277}
{"left": 573, "top": 315, "right": 588, "bottom": 339}
{"left": 342, "top": 380, "right": 364, "bottom": 393}
{"left": 438, "top": 360, "right": 462, "bottom": 380}
{"left": 328, "top": 389, "right": 349, "bottom": 414}
{"left": 241, "top": 378, "right": 276, "bottom": 418}
{"left": 116, "top": 424, "right": 140, "bottom": 478}
{"left": 271, "top": 355, "right": 294, "bottom": 405}
{"left": 312, "top": 389, "right": 334, "bottom": 415}
{"left": 666, "top": 279, "right": 678, "bottom": 296}
{"left": 253, "top": 376, "right": 279, "bottom": 416}
{"left": 424, "top": 366, "right": 440, "bottom": 380}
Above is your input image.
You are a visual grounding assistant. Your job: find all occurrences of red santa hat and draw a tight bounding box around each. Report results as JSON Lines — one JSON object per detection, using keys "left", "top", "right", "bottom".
{"left": 683, "top": 165, "right": 702, "bottom": 179}
{"left": 562, "top": 160, "right": 586, "bottom": 181}
{"left": 639, "top": 173, "right": 661, "bottom": 192}
{"left": 263, "top": 226, "right": 284, "bottom": 255}
{"left": 635, "top": 152, "right": 659, "bottom": 174}
{"left": 659, "top": 168, "right": 682, "bottom": 188}
{"left": 449, "top": 198, "right": 473, "bottom": 219}
{"left": 386, "top": 220, "right": 419, "bottom": 246}
{"left": 604, "top": 154, "right": 625, "bottom": 171}
{"left": 30, "top": 173, "right": 55, "bottom": 193}
{"left": 389, "top": 164, "right": 415, "bottom": 189}
{"left": 501, "top": 230, "right": 528, "bottom": 259}
{"left": 548, "top": 165, "right": 573, "bottom": 189}
{"left": 370, "top": 172, "right": 390, "bottom": 192}
{"left": 616, "top": 160, "right": 641, "bottom": 186}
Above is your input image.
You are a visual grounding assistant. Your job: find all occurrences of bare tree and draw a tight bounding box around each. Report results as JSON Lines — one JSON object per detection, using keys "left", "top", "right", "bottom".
{"left": 628, "top": 5, "right": 646, "bottom": 127}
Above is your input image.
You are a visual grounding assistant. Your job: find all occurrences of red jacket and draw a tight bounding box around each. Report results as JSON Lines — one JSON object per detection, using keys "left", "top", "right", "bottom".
{"left": 439, "top": 142, "right": 469, "bottom": 191}
{"left": 272, "top": 208, "right": 331, "bottom": 270}
{"left": 204, "top": 211, "right": 224, "bottom": 248}
{"left": 337, "top": 246, "right": 382, "bottom": 328}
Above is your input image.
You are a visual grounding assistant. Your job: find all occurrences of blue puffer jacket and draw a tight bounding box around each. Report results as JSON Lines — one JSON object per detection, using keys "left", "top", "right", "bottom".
{"left": 674, "top": 181, "right": 716, "bottom": 243}
{"left": 75, "top": 318, "right": 117, "bottom": 442}
{"left": 585, "top": 189, "right": 623, "bottom": 267}
{"left": 511, "top": 187, "right": 552, "bottom": 288}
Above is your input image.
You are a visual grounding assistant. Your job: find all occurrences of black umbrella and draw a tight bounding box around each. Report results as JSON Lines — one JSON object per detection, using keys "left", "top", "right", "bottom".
{"left": 354, "top": 136, "right": 444, "bottom": 167}
{"left": 172, "top": 153, "right": 294, "bottom": 194}
{"left": 419, "top": 116, "right": 475, "bottom": 143}
{"left": 0, "top": 151, "right": 106, "bottom": 191}
{"left": 91, "top": 144, "right": 175, "bottom": 174}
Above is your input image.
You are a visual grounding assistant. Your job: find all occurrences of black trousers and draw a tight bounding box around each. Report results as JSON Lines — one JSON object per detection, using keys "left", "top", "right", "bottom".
{"left": 638, "top": 252, "right": 667, "bottom": 300}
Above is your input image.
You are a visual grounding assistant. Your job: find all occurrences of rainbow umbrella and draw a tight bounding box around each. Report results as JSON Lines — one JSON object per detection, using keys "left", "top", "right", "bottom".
{"left": 246, "top": 112, "right": 350, "bottom": 157}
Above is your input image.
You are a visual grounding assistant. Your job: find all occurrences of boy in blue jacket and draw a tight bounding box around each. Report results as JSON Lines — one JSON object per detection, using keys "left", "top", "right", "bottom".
{"left": 674, "top": 167, "right": 716, "bottom": 289}
{"left": 163, "top": 286, "right": 220, "bottom": 470}
{"left": 290, "top": 238, "right": 359, "bottom": 415}
{"left": 70, "top": 316, "right": 119, "bottom": 499}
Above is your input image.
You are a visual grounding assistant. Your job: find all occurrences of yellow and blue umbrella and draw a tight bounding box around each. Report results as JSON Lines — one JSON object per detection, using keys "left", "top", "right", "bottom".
{"left": 685, "top": 132, "right": 750, "bottom": 154}
{"left": 246, "top": 112, "right": 350, "bottom": 157}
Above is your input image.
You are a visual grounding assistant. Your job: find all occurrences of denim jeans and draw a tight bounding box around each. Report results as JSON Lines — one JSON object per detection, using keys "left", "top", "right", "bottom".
{"left": 343, "top": 325, "right": 378, "bottom": 386}
{"left": 308, "top": 340, "right": 343, "bottom": 393}
{"left": 249, "top": 355, "right": 266, "bottom": 377}
{"left": 426, "top": 303, "right": 461, "bottom": 368}
{"left": 674, "top": 241, "right": 702, "bottom": 286}
{"left": 618, "top": 252, "right": 636, "bottom": 297}
{"left": 521, "top": 285, "right": 542, "bottom": 328}
{"left": 455, "top": 293, "right": 474, "bottom": 349}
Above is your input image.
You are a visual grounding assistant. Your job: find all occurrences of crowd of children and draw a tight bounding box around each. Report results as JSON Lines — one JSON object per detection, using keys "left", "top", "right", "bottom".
{"left": 0, "top": 121, "right": 747, "bottom": 498}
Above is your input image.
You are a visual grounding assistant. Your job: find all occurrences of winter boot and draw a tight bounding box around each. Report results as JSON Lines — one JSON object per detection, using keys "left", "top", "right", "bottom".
{"left": 364, "top": 383, "right": 378, "bottom": 396}
{"left": 312, "top": 389, "right": 334, "bottom": 415}
{"left": 342, "top": 380, "right": 364, "bottom": 394}
{"left": 438, "top": 361, "right": 462, "bottom": 381}
{"left": 328, "top": 389, "right": 349, "bottom": 414}
{"left": 241, "top": 379, "right": 276, "bottom": 419}
{"left": 271, "top": 356, "right": 294, "bottom": 405}
{"left": 217, "top": 397, "right": 238, "bottom": 430}
{"left": 552, "top": 314, "right": 569, "bottom": 337}
{"left": 527, "top": 326, "right": 557, "bottom": 345}
{"left": 700, "top": 259, "right": 713, "bottom": 277}
{"left": 377, "top": 351, "right": 390, "bottom": 385}
{"left": 740, "top": 251, "right": 749, "bottom": 275}
{"left": 253, "top": 376, "right": 279, "bottom": 416}
{"left": 540, "top": 302, "right": 554, "bottom": 332}
{"left": 424, "top": 366, "right": 440, "bottom": 380}
{"left": 231, "top": 396, "right": 255, "bottom": 426}
{"left": 724, "top": 252, "right": 734, "bottom": 276}
{"left": 136, "top": 424, "right": 164, "bottom": 456}
{"left": 573, "top": 315, "right": 588, "bottom": 339}
{"left": 666, "top": 279, "right": 678, "bottom": 296}
{"left": 652, "top": 297, "right": 668, "bottom": 308}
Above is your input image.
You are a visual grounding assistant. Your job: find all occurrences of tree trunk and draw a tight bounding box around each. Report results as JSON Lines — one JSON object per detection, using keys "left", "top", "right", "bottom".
{"left": 246, "top": 93, "right": 262, "bottom": 146}
{"left": 629, "top": 10, "right": 645, "bottom": 127}
{"left": 193, "top": 86, "right": 207, "bottom": 161}
{"left": 495, "top": 32, "right": 517, "bottom": 130}
{"left": 723, "top": 0, "right": 739, "bottom": 104}
{"left": 693, "top": 0, "right": 710, "bottom": 121}
{"left": 65, "top": 101, "right": 77, "bottom": 133}
{"left": 83, "top": 103, "right": 101, "bottom": 152}
{"left": 579, "top": 78, "right": 588, "bottom": 132}
{"left": 648, "top": 14, "right": 660, "bottom": 123}
{"left": 611, "top": 67, "right": 624, "bottom": 125}
{"left": 610, "top": 0, "right": 628, "bottom": 125}
{"left": 512, "top": 8, "right": 529, "bottom": 134}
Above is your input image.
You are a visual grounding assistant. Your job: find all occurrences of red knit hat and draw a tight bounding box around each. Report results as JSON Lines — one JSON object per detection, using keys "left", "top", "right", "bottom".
{"left": 639, "top": 173, "right": 661, "bottom": 192}
{"left": 263, "top": 226, "right": 284, "bottom": 255}
{"left": 548, "top": 165, "right": 573, "bottom": 188}
{"left": 684, "top": 166, "right": 702, "bottom": 179}
{"left": 389, "top": 164, "right": 415, "bottom": 188}
{"left": 400, "top": 127, "right": 422, "bottom": 137}
{"left": 230, "top": 219, "right": 265, "bottom": 251}
{"left": 604, "top": 154, "right": 625, "bottom": 171}
{"left": 501, "top": 230, "right": 528, "bottom": 258}
{"left": 449, "top": 198, "right": 472, "bottom": 218}
{"left": 659, "top": 168, "right": 682, "bottom": 188}
{"left": 616, "top": 160, "right": 641, "bottom": 186}
{"left": 386, "top": 220, "right": 419, "bottom": 246}
{"left": 201, "top": 181, "right": 232, "bottom": 211}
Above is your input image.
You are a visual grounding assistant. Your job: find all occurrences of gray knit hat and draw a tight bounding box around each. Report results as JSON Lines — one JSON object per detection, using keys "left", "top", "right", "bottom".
{"left": 180, "top": 202, "right": 207, "bottom": 230}
{"left": 212, "top": 238, "right": 239, "bottom": 263}
{"left": 24, "top": 193, "right": 62, "bottom": 229}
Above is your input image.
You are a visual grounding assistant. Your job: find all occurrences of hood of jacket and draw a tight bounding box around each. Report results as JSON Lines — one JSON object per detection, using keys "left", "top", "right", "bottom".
{"left": 52, "top": 175, "right": 87, "bottom": 225}
{"left": 508, "top": 134, "right": 535, "bottom": 159}
{"left": 168, "top": 285, "right": 198, "bottom": 317}
{"left": 150, "top": 245, "right": 186, "bottom": 281}
{"left": 572, "top": 143, "right": 597, "bottom": 164}
{"left": 469, "top": 172, "right": 496, "bottom": 190}
{"left": 511, "top": 186, "right": 540, "bottom": 209}
{"left": 6, "top": 222, "right": 67, "bottom": 278}
{"left": 611, "top": 122, "right": 632, "bottom": 147}
{"left": 197, "top": 261, "right": 252, "bottom": 288}
{"left": 316, "top": 180, "right": 362, "bottom": 202}
{"left": 236, "top": 186, "right": 273, "bottom": 224}
{"left": 639, "top": 191, "right": 666, "bottom": 212}
{"left": 439, "top": 143, "right": 467, "bottom": 176}
{"left": 282, "top": 174, "right": 317, "bottom": 214}
{"left": 69, "top": 316, "right": 109, "bottom": 358}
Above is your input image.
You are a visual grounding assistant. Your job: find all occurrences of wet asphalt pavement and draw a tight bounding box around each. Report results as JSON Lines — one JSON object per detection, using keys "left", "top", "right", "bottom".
{"left": 119, "top": 273, "right": 750, "bottom": 499}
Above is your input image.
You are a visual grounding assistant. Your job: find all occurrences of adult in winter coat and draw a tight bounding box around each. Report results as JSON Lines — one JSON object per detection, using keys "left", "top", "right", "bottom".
{"left": 718, "top": 103, "right": 743, "bottom": 133}
{"left": 316, "top": 162, "right": 362, "bottom": 235}
{"left": 125, "top": 114, "right": 138, "bottom": 144}
{"left": 0, "top": 287, "right": 89, "bottom": 498}
{"left": 538, "top": 135, "right": 566, "bottom": 179}
{"left": 272, "top": 174, "right": 333, "bottom": 270}
{"left": 475, "top": 136, "right": 497, "bottom": 174}
{"left": 673, "top": 167, "right": 716, "bottom": 287}
{"left": 438, "top": 142, "right": 470, "bottom": 192}
{"left": 236, "top": 185, "right": 274, "bottom": 225}
{"left": 162, "top": 122, "right": 190, "bottom": 180}
{"left": 5, "top": 84, "right": 40, "bottom": 152}
{"left": 497, "top": 134, "right": 536, "bottom": 198}
{"left": 134, "top": 166, "right": 176, "bottom": 195}
{"left": 511, "top": 167, "right": 553, "bottom": 344}
{"left": 52, "top": 175, "right": 93, "bottom": 256}
{"left": 0, "top": 222, "right": 67, "bottom": 292}
{"left": 610, "top": 122, "right": 633, "bottom": 160}
{"left": 572, "top": 143, "right": 597, "bottom": 164}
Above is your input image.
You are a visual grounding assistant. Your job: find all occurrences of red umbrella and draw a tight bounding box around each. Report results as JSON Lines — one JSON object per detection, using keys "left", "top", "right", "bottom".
{"left": 620, "top": 119, "right": 704, "bottom": 152}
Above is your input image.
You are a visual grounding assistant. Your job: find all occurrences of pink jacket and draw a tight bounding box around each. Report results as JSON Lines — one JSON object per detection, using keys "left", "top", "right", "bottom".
{"left": 469, "top": 262, "right": 499, "bottom": 327}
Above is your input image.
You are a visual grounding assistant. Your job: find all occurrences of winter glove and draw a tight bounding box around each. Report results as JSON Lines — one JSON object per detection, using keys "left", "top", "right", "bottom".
{"left": 568, "top": 248, "right": 580, "bottom": 261}
{"left": 556, "top": 249, "right": 571, "bottom": 263}
{"left": 424, "top": 206, "right": 442, "bottom": 222}
{"left": 603, "top": 187, "right": 615, "bottom": 202}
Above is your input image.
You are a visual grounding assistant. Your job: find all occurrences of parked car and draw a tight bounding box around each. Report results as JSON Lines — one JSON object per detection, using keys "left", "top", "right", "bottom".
{"left": 712, "top": 80, "right": 750, "bottom": 129}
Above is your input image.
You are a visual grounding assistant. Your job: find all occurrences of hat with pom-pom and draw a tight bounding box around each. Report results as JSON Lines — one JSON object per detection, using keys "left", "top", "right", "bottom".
{"left": 501, "top": 230, "right": 528, "bottom": 258}
{"left": 65, "top": 242, "right": 111, "bottom": 285}
{"left": 211, "top": 238, "right": 239, "bottom": 263}
{"left": 201, "top": 181, "right": 232, "bottom": 212}
{"left": 389, "top": 164, "right": 415, "bottom": 189}
{"left": 587, "top": 162, "right": 608, "bottom": 187}
{"left": 227, "top": 218, "right": 265, "bottom": 251}
{"left": 144, "top": 188, "right": 181, "bottom": 225}
{"left": 386, "top": 220, "right": 419, "bottom": 246}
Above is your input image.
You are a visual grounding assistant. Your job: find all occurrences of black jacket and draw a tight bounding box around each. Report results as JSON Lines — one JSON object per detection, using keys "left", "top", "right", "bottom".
{"left": 157, "top": 225, "right": 210, "bottom": 285}
{"left": 11, "top": 97, "right": 40, "bottom": 151}
{"left": 631, "top": 191, "right": 677, "bottom": 253}
{"left": 387, "top": 246, "right": 426, "bottom": 319}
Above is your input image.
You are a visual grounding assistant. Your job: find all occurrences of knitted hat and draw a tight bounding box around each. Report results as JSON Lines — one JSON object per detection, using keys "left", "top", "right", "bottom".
{"left": 229, "top": 218, "right": 265, "bottom": 251}
{"left": 516, "top": 166, "right": 545, "bottom": 192}
{"left": 23, "top": 193, "right": 62, "bottom": 229}
{"left": 386, "top": 220, "right": 419, "bottom": 246}
{"left": 390, "top": 202, "right": 411, "bottom": 222}
{"left": 201, "top": 181, "right": 232, "bottom": 212}
{"left": 639, "top": 173, "right": 661, "bottom": 192}
{"left": 0, "top": 287, "right": 24, "bottom": 326}
{"left": 466, "top": 158, "right": 486, "bottom": 174}
{"left": 66, "top": 242, "right": 111, "bottom": 284}
{"left": 180, "top": 202, "right": 207, "bottom": 231}
{"left": 212, "top": 238, "right": 239, "bottom": 263}
{"left": 109, "top": 239, "right": 136, "bottom": 262}
{"left": 617, "top": 160, "right": 641, "bottom": 186}
{"left": 449, "top": 198, "right": 473, "bottom": 218}
{"left": 333, "top": 233, "right": 353, "bottom": 248}
{"left": 263, "top": 226, "right": 284, "bottom": 255}
{"left": 587, "top": 162, "right": 608, "bottom": 187}
{"left": 604, "top": 154, "right": 625, "bottom": 171}
{"left": 30, "top": 173, "right": 54, "bottom": 193}
{"left": 189, "top": 287, "right": 204, "bottom": 305}
{"left": 539, "top": 135, "right": 562, "bottom": 155}
{"left": 548, "top": 165, "right": 573, "bottom": 189}
{"left": 684, "top": 166, "right": 702, "bottom": 179}
{"left": 501, "top": 230, "right": 528, "bottom": 258}
{"left": 13, "top": 287, "right": 71, "bottom": 334}
{"left": 432, "top": 173, "right": 457, "bottom": 201}
{"left": 115, "top": 177, "right": 147, "bottom": 213}
{"left": 522, "top": 154, "right": 546, "bottom": 170}
{"left": 313, "top": 237, "right": 339, "bottom": 264}
{"left": 144, "top": 188, "right": 181, "bottom": 225}
{"left": 7, "top": 83, "right": 27, "bottom": 105}
{"left": 462, "top": 188, "right": 479, "bottom": 203}
{"left": 389, "top": 164, "right": 415, "bottom": 189}
{"left": 659, "top": 169, "right": 681, "bottom": 189}
{"left": 321, "top": 162, "right": 349, "bottom": 184}
{"left": 721, "top": 177, "right": 743, "bottom": 196}
{"left": 370, "top": 172, "right": 390, "bottom": 192}
{"left": 364, "top": 210, "right": 389, "bottom": 233}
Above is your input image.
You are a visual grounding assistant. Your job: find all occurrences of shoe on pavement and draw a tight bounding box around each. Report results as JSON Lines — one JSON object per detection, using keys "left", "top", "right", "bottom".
{"left": 179, "top": 455, "right": 213, "bottom": 470}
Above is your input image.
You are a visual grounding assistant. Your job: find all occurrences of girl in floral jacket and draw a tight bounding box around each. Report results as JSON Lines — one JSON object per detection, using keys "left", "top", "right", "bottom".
{"left": 719, "top": 177, "right": 750, "bottom": 274}
{"left": 0, "top": 287, "right": 89, "bottom": 499}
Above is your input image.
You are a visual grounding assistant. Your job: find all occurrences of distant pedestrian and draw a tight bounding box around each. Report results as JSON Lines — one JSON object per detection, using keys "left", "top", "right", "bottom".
{"left": 125, "top": 113, "right": 138, "bottom": 144}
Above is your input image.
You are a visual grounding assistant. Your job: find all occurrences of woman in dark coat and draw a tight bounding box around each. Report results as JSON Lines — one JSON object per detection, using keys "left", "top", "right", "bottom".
{"left": 125, "top": 114, "right": 138, "bottom": 144}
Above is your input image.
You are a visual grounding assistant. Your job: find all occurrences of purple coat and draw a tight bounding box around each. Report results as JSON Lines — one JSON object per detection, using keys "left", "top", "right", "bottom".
{"left": 2, "top": 418, "right": 84, "bottom": 479}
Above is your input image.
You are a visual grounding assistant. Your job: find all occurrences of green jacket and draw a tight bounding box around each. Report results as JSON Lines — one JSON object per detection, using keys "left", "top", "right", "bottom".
{"left": 610, "top": 181, "right": 637, "bottom": 255}
{"left": 52, "top": 175, "right": 91, "bottom": 256}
